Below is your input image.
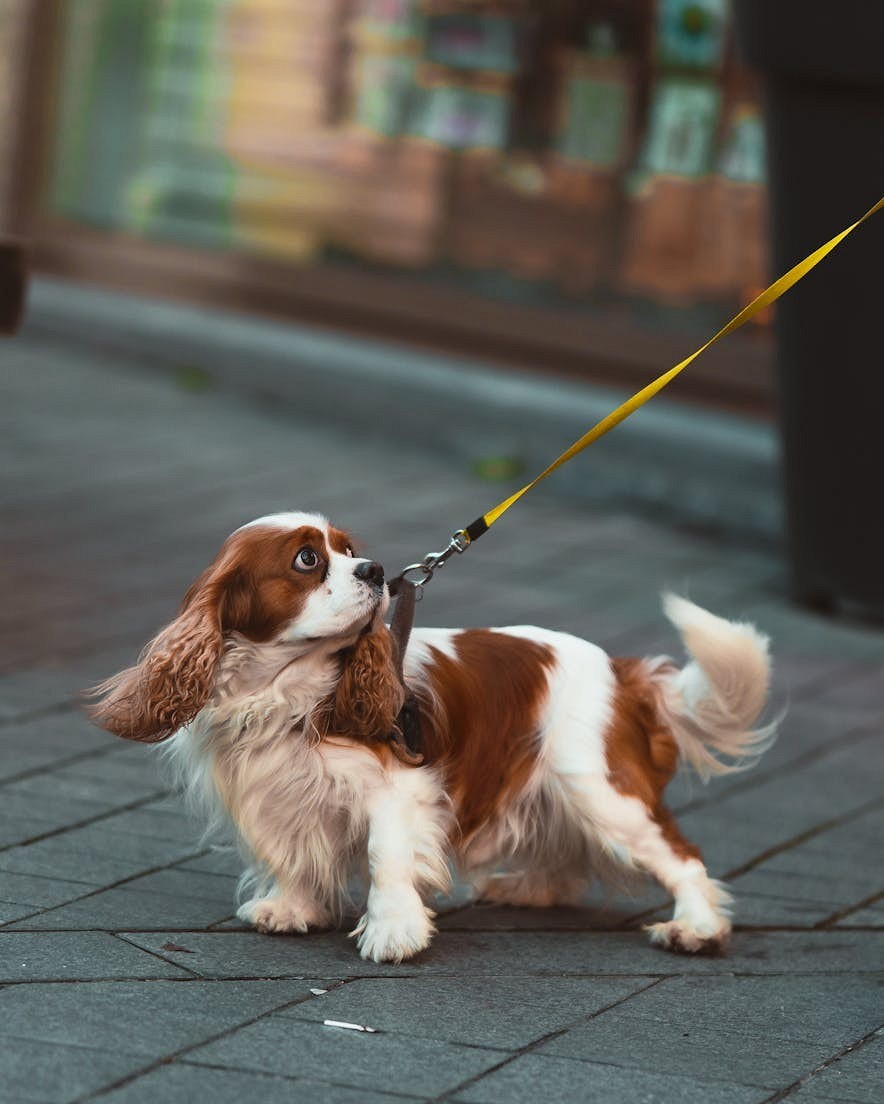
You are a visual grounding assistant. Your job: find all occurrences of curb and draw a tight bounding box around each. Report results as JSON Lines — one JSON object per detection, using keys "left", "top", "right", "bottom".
{"left": 23, "top": 277, "right": 782, "bottom": 544}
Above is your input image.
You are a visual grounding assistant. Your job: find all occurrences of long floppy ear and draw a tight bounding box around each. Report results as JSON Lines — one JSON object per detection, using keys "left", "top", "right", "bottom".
{"left": 87, "top": 566, "right": 245, "bottom": 742}
{"left": 321, "top": 626, "right": 405, "bottom": 743}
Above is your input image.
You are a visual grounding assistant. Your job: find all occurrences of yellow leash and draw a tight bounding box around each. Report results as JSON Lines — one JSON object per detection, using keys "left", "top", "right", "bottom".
{"left": 395, "top": 194, "right": 884, "bottom": 589}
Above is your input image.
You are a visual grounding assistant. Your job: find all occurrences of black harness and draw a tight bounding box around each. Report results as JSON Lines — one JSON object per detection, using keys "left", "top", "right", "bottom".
{"left": 385, "top": 577, "right": 424, "bottom": 766}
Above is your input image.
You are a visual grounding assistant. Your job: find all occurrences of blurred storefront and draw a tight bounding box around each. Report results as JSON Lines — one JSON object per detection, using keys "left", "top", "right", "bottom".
{"left": 2, "top": 0, "right": 773, "bottom": 412}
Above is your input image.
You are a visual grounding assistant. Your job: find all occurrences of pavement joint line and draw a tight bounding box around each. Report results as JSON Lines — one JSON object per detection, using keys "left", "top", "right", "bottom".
{"left": 0, "top": 700, "right": 77, "bottom": 730}
{"left": 0, "top": 742, "right": 124, "bottom": 788}
{"left": 72, "top": 981, "right": 359, "bottom": 1103}
{"left": 176, "top": 1056, "right": 429, "bottom": 1100}
{"left": 0, "top": 847, "right": 214, "bottom": 929}
{"left": 206, "top": 914, "right": 239, "bottom": 929}
{"left": 758, "top": 1023, "right": 884, "bottom": 1104}
{"left": 0, "top": 788, "right": 170, "bottom": 854}
{"left": 723, "top": 795, "right": 884, "bottom": 881}
{"left": 428, "top": 975, "right": 669, "bottom": 1103}
{"left": 815, "top": 888, "right": 884, "bottom": 929}
{"left": 669, "top": 721, "right": 884, "bottom": 819}
{"left": 111, "top": 931, "right": 206, "bottom": 980}
{"left": 6, "top": 922, "right": 881, "bottom": 937}
{"left": 0, "top": 621, "right": 191, "bottom": 677}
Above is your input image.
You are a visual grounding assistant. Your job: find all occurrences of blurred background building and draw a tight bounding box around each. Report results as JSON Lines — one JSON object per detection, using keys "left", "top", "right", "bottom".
{"left": 1, "top": 0, "right": 773, "bottom": 414}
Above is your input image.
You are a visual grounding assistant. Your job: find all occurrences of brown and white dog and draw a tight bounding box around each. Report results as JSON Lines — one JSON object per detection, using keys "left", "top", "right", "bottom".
{"left": 90, "top": 511, "right": 774, "bottom": 962}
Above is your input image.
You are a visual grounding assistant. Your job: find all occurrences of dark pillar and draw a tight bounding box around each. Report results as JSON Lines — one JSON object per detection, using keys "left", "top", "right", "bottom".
{"left": 735, "top": 0, "right": 884, "bottom": 621}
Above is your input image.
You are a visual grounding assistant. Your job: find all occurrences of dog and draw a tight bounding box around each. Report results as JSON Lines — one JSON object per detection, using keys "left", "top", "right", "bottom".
{"left": 89, "top": 511, "right": 774, "bottom": 962}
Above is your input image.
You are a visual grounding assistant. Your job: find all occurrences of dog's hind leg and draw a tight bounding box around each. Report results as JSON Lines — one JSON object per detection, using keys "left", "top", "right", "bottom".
{"left": 570, "top": 775, "right": 731, "bottom": 953}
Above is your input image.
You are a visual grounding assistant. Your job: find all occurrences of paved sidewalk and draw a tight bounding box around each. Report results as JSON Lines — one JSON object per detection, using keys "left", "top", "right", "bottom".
{"left": 1, "top": 329, "right": 882, "bottom": 1103}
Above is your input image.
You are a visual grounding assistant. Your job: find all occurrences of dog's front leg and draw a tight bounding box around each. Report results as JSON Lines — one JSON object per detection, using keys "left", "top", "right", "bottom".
{"left": 352, "top": 768, "right": 449, "bottom": 963}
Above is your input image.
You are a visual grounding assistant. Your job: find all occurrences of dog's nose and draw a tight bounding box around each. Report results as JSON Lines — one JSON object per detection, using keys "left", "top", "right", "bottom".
{"left": 354, "top": 560, "right": 385, "bottom": 588}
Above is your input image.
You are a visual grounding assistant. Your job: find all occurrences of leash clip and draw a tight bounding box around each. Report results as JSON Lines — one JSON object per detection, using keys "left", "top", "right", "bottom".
{"left": 396, "top": 529, "right": 470, "bottom": 597}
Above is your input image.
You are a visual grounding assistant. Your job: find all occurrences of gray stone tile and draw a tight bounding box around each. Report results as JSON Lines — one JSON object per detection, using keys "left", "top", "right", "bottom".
{"left": 121, "top": 930, "right": 377, "bottom": 978}
{"left": 0, "top": 781, "right": 119, "bottom": 837}
{"left": 121, "top": 866, "right": 238, "bottom": 902}
{"left": 0, "top": 1037, "right": 147, "bottom": 1103}
{"left": 119, "top": 929, "right": 884, "bottom": 980}
{"left": 0, "top": 813, "right": 59, "bottom": 848}
{"left": 436, "top": 901, "right": 647, "bottom": 933}
{"left": 453, "top": 1053, "right": 772, "bottom": 1103}
{"left": 0, "top": 713, "right": 112, "bottom": 781}
{"left": 731, "top": 892, "right": 845, "bottom": 927}
{"left": 836, "top": 900, "right": 884, "bottom": 928}
{"left": 809, "top": 664, "right": 884, "bottom": 715}
{"left": 99, "top": 1061, "right": 420, "bottom": 1104}
{"left": 103, "top": 801, "right": 203, "bottom": 844}
{"left": 675, "top": 732, "right": 884, "bottom": 877}
{"left": 539, "top": 1010, "right": 830, "bottom": 1086}
{"left": 277, "top": 976, "right": 651, "bottom": 1050}
{"left": 0, "top": 979, "right": 315, "bottom": 1057}
{"left": 0, "top": 901, "right": 37, "bottom": 924}
{"left": 187, "top": 1015, "right": 506, "bottom": 1097}
{"left": 734, "top": 863, "right": 876, "bottom": 910}
{"left": 0, "top": 931, "right": 193, "bottom": 980}
{"left": 538, "top": 975, "right": 883, "bottom": 1085}
{"left": 53, "top": 744, "right": 168, "bottom": 797}
{"left": 6, "top": 881, "right": 232, "bottom": 932}
{"left": 1, "top": 750, "right": 165, "bottom": 808}
{"left": 0, "top": 869, "right": 97, "bottom": 909}
{"left": 791, "top": 1029, "right": 883, "bottom": 1103}
{"left": 174, "top": 847, "right": 242, "bottom": 878}
{"left": 0, "top": 672, "right": 80, "bottom": 723}
{"left": 0, "top": 824, "right": 201, "bottom": 887}
{"left": 734, "top": 601, "right": 884, "bottom": 666}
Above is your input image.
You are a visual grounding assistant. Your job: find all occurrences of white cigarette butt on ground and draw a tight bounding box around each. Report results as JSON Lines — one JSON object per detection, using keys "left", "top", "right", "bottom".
{"left": 323, "top": 1019, "right": 378, "bottom": 1033}
{"left": 309, "top": 988, "right": 327, "bottom": 995}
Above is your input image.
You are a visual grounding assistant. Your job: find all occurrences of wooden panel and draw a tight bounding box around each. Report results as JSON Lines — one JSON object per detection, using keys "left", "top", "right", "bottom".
{"left": 29, "top": 217, "right": 773, "bottom": 415}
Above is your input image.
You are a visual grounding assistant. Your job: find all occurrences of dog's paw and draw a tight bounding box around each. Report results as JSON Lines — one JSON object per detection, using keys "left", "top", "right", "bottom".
{"left": 645, "top": 919, "right": 730, "bottom": 956}
{"left": 238, "top": 895, "right": 330, "bottom": 935}
{"left": 351, "top": 889, "right": 435, "bottom": 963}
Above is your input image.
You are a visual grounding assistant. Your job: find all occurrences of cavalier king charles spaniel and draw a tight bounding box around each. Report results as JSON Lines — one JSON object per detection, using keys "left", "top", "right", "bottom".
{"left": 90, "top": 511, "right": 774, "bottom": 962}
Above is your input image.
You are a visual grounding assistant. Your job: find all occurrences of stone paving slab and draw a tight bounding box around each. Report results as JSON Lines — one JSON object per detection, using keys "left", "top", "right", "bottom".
{"left": 1, "top": 323, "right": 882, "bottom": 1102}
{"left": 97, "top": 1063, "right": 423, "bottom": 1104}
{"left": 118, "top": 929, "right": 883, "bottom": 980}
{"left": 188, "top": 1016, "right": 508, "bottom": 1098}
{"left": 788, "top": 1029, "right": 882, "bottom": 1104}
{"left": 534, "top": 976, "right": 881, "bottom": 1086}
{"left": 450, "top": 1053, "right": 771, "bottom": 1104}
{"left": 0, "top": 979, "right": 320, "bottom": 1057}
{"left": 276, "top": 976, "right": 654, "bottom": 1050}
{"left": 0, "top": 931, "right": 193, "bottom": 981}
{"left": 1, "top": 1038, "right": 151, "bottom": 1104}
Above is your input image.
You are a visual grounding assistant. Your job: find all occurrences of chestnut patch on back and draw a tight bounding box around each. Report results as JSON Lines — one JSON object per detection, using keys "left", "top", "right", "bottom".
{"left": 416, "top": 630, "right": 555, "bottom": 844}
{"left": 606, "top": 657, "right": 701, "bottom": 863}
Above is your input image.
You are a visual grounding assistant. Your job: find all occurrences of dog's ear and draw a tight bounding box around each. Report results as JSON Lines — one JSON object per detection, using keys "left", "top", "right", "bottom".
{"left": 320, "top": 625, "right": 405, "bottom": 744}
{"left": 86, "top": 565, "right": 248, "bottom": 742}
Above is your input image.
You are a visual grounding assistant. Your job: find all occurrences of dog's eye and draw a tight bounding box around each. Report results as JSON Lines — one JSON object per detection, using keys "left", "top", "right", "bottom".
{"left": 345, "top": 547, "right": 354, "bottom": 558}
{"left": 293, "top": 548, "right": 321, "bottom": 572}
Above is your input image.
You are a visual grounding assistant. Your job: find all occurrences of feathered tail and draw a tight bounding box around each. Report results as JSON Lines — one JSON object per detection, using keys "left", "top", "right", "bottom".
{"left": 657, "top": 593, "right": 776, "bottom": 780}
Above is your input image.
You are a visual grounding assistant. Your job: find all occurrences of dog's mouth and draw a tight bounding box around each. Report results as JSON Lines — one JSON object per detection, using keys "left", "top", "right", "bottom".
{"left": 303, "top": 597, "right": 383, "bottom": 649}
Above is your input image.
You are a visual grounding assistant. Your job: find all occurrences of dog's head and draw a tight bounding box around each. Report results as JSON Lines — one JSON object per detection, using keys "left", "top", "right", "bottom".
{"left": 88, "top": 512, "right": 402, "bottom": 743}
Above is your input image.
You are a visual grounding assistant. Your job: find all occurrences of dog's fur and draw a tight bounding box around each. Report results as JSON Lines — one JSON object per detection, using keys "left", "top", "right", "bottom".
{"left": 89, "top": 512, "right": 774, "bottom": 962}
